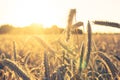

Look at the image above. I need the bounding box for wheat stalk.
[72,21,83,29]
[57,64,68,80]
[98,53,119,79]
[50,71,57,80]
[24,52,31,65]
[92,39,97,51]
[57,69,63,80]
[13,41,17,61]
[79,41,85,75]
[93,20,120,28]
[44,51,50,80]
[66,9,76,41]
[58,40,75,56]
[2,59,31,80]
[85,21,92,68]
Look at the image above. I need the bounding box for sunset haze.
[0,0,120,33]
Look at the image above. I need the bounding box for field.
[0,33,120,80]
[0,9,120,80]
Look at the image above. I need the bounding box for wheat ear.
[98,53,119,79]
[2,59,31,80]
[44,51,50,80]
[72,21,83,29]
[13,41,17,61]
[93,20,120,28]
[85,21,92,68]
[66,9,76,41]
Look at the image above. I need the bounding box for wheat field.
[0,9,120,80]
[0,33,119,80]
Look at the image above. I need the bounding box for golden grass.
[0,34,119,80]
[0,9,120,80]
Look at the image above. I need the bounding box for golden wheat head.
[2,59,31,80]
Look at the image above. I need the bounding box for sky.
[0,0,120,33]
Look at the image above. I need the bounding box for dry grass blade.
[93,20,120,28]
[66,9,76,41]
[85,21,92,67]
[72,21,83,29]
[44,51,50,80]
[98,53,119,78]
[33,36,55,54]
[79,41,85,75]
[2,59,31,80]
